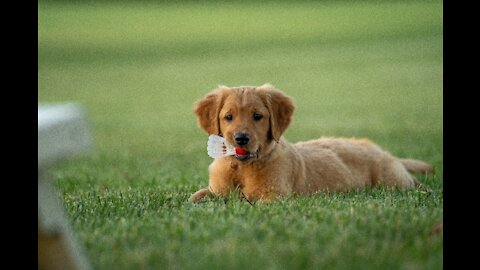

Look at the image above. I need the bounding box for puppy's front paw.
[189,188,211,203]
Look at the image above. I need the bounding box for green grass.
[39,1,443,269]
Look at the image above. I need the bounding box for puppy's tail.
[399,158,434,174]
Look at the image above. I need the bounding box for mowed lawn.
[38,1,443,269]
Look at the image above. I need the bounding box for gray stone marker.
[38,103,92,270]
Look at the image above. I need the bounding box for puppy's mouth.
[234,148,258,161]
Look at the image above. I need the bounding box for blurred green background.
[38,1,442,269]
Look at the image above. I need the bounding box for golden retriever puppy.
[189,84,432,203]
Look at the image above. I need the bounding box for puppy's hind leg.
[377,158,417,189]
[398,158,433,191]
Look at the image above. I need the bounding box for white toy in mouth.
[207,135,235,158]
[207,135,253,159]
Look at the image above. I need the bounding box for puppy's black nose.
[234,133,250,146]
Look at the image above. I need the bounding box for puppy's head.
[194,84,295,162]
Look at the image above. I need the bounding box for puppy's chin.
[232,142,274,163]
[234,150,258,162]
[234,154,251,162]
[229,141,275,163]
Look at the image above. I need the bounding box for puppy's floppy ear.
[194,86,229,135]
[257,84,295,142]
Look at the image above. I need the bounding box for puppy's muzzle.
[234,132,250,146]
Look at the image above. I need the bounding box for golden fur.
[189,84,433,203]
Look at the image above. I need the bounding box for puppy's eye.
[253,113,263,121]
[224,114,233,121]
